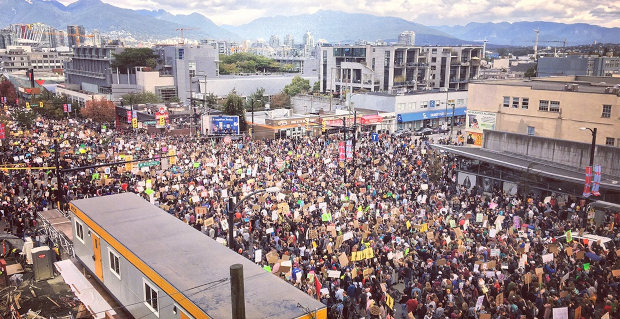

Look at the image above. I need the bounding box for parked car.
[432,126,449,134]
[392,129,411,137]
[414,127,434,136]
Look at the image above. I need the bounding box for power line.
[88,277,228,317]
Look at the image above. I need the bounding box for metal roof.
[433,145,620,191]
[71,193,325,319]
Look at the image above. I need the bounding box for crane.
[534,29,540,61]
[42,31,95,47]
[473,38,488,59]
[530,38,568,48]
[175,28,199,45]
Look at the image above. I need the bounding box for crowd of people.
[1,115,619,319]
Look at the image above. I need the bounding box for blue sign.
[210,116,239,135]
[429,100,436,108]
[398,107,467,123]
[371,133,379,142]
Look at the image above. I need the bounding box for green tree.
[111,48,157,70]
[205,93,218,108]
[312,81,320,93]
[12,108,37,128]
[524,67,537,78]
[283,75,311,97]
[168,96,181,104]
[245,88,265,110]
[223,89,247,132]
[121,91,162,105]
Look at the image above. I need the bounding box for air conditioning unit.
[605,87,619,94]
[571,84,579,91]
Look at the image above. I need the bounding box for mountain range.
[0,0,619,46]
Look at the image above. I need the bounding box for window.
[503,96,510,108]
[396,103,405,111]
[432,49,437,54]
[538,100,549,111]
[512,97,519,108]
[549,101,560,112]
[420,101,428,108]
[602,105,611,118]
[408,102,416,110]
[109,249,121,279]
[527,126,535,136]
[144,280,159,315]
[431,57,437,63]
[522,98,529,109]
[75,221,84,243]
[457,99,465,106]
[606,137,615,146]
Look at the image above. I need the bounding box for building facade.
[319,45,482,95]
[0,46,67,73]
[538,56,620,77]
[467,76,620,147]
[67,25,86,47]
[0,23,65,49]
[397,31,416,46]
[157,44,219,104]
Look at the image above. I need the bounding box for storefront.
[397,107,467,130]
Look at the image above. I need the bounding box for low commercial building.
[466,76,620,147]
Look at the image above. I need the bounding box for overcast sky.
[58,0,620,28]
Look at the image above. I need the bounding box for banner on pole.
[583,166,592,198]
[592,165,601,196]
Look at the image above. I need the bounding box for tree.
[312,81,320,93]
[0,80,18,106]
[524,67,537,78]
[205,93,218,108]
[111,48,157,70]
[81,97,116,123]
[283,75,311,97]
[12,108,37,128]
[245,88,265,110]
[270,92,290,109]
[223,89,247,132]
[121,91,162,105]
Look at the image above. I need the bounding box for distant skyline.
[56,0,620,28]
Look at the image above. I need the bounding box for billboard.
[210,116,240,135]
[465,110,496,132]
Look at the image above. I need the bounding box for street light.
[227,187,281,250]
[579,127,597,167]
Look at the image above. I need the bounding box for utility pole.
[251,98,254,139]
[230,264,246,319]
[342,117,347,184]
[54,139,62,209]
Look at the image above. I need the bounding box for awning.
[360,115,383,125]
[55,260,118,319]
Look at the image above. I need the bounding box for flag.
[583,166,592,198]
[314,275,322,301]
[592,165,601,197]
[566,230,572,243]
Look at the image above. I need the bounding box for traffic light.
[321,120,326,132]
[305,118,309,131]
[159,116,165,126]
[25,102,30,109]
[132,118,138,128]
[39,101,43,108]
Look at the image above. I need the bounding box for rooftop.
[472,76,620,94]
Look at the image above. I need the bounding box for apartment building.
[0,46,66,73]
[467,76,620,147]
[319,44,482,95]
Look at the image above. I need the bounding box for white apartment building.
[319,45,482,95]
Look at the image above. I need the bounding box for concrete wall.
[136,71,174,95]
[484,130,620,177]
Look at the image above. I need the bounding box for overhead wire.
[87,276,229,317]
